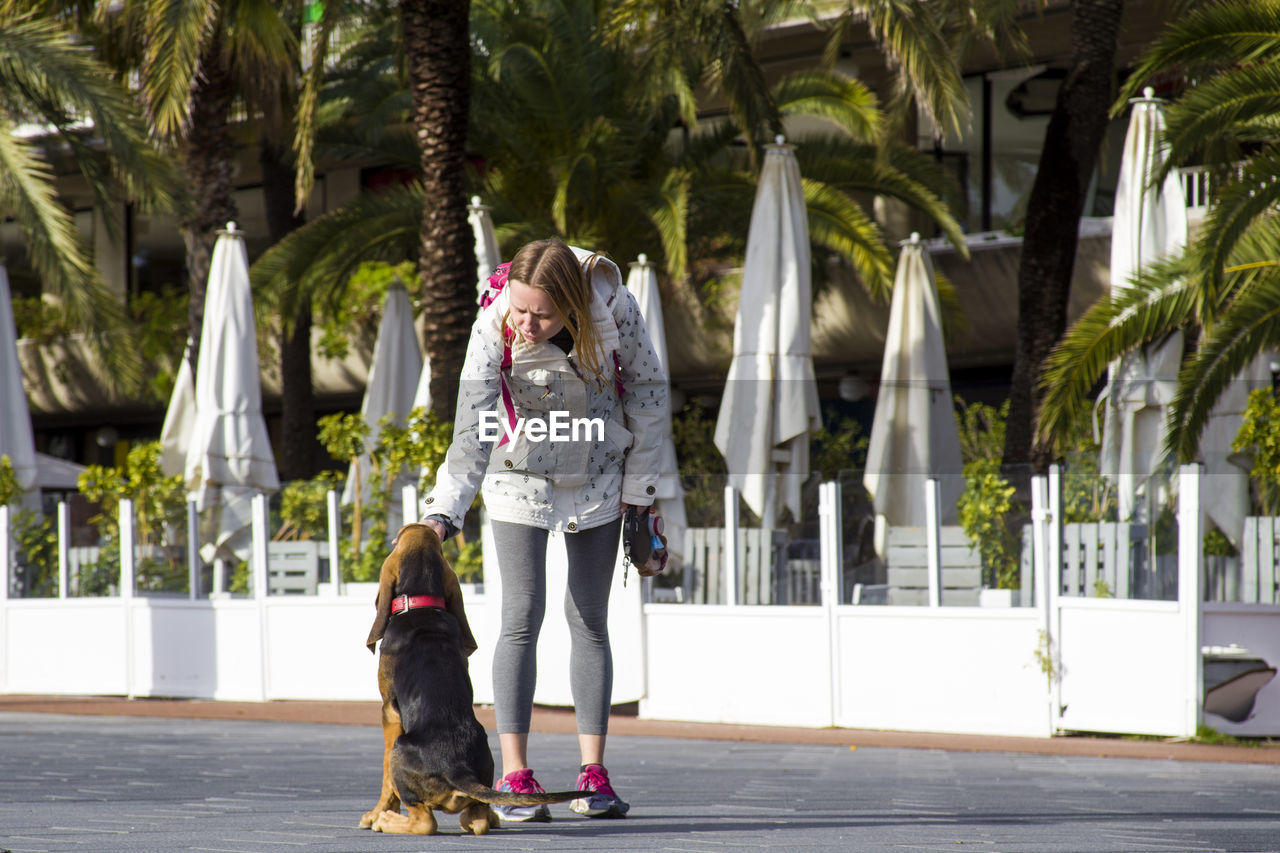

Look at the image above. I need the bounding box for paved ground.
[3,699,1280,852]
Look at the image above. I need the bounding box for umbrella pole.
[762,473,777,532]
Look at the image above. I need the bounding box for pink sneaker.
[570,764,630,818]
[494,768,551,822]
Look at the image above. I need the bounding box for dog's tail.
[451,778,587,806]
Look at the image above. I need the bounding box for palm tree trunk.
[402,0,476,421]
[180,40,238,374]
[1003,0,1126,472]
[260,135,321,482]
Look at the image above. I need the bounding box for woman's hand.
[422,518,448,542]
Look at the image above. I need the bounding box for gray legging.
[489,517,621,736]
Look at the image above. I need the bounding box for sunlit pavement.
[3,712,1280,852]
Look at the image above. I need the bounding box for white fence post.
[819,481,843,607]
[925,478,942,607]
[819,480,842,726]
[401,484,418,535]
[327,488,342,595]
[119,498,135,600]
[1031,473,1052,732]
[0,503,7,692]
[1047,464,1063,729]
[252,492,271,701]
[724,485,739,606]
[57,500,70,596]
[57,502,70,598]
[252,493,270,600]
[1031,475,1048,611]
[1178,463,1204,738]
[119,498,136,698]
[0,504,8,601]
[186,499,200,599]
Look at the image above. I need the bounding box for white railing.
[1180,165,1212,212]
[4,472,1280,738]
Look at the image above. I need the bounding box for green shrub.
[277,471,345,542]
[671,401,728,528]
[810,415,868,480]
[954,398,1023,589]
[958,457,1021,589]
[314,406,454,583]
[1234,389,1280,515]
[1,456,59,596]
[78,442,189,594]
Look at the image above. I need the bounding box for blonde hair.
[505,239,608,384]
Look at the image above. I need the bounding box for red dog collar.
[390,594,446,615]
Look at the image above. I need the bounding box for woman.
[420,238,667,820]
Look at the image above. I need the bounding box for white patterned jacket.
[421,254,668,534]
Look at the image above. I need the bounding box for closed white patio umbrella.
[158,340,196,478]
[343,281,423,537]
[470,195,502,304]
[1099,88,1187,524]
[411,198,500,420]
[0,263,38,507]
[714,138,822,528]
[184,223,280,576]
[627,254,686,566]
[862,234,964,546]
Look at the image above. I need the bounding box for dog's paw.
[371,809,403,833]
[357,809,379,829]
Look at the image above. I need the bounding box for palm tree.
[91,0,301,375]
[1036,0,1280,465]
[0,6,180,388]
[401,0,474,418]
[296,0,472,420]
[82,0,335,477]
[256,0,968,372]
[1001,0,1128,471]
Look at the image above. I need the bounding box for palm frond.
[646,168,690,282]
[1168,266,1280,460]
[793,137,967,258]
[803,178,895,299]
[225,0,299,113]
[1116,0,1280,107]
[0,116,139,389]
[142,0,218,138]
[1160,63,1280,175]
[1036,262,1201,451]
[313,123,418,171]
[860,0,970,139]
[775,70,880,143]
[0,119,97,314]
[1193,150,1280,291]
[251,185,423,327]
[0,13,184,217]
[294,0,348,209]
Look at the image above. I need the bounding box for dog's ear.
[441,559,479,658]
[365,547,399,653]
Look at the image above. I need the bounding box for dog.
[359,523,583,835]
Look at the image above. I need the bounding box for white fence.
[4,467,1280,738]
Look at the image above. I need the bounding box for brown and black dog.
[359,523,583,835]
